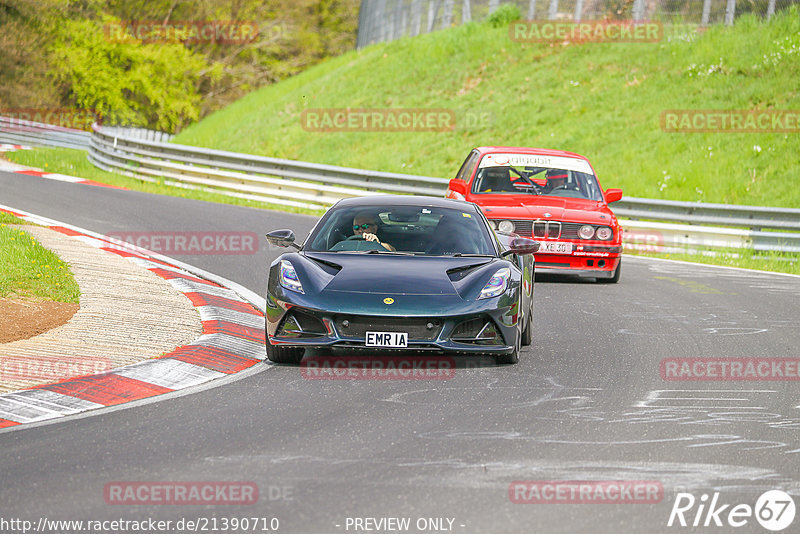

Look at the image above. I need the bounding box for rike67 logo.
[668,490,795,531]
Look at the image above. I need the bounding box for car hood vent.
[305,254,342,275]
[446,262,488,282]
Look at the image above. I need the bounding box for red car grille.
[500,220,586,240]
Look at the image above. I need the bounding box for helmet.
[545,170,568,190]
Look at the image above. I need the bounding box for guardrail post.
[488,0,499,14]
[527,0,536,19]
[573,0,584,22]
[632,0,645,21]
[547,0,558,20]
[427,0,439,33]
[462,0,471,22]
[394,0,404,39]
[766,0,776,19]
[701,0,712,25]
[442,0,454,28]
[412,0,422,35]
[725,0,736,25]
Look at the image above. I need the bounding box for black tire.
[495,325,521,365]
[265,335,305,364]
[598,259,621,284]
[521,299,533,346]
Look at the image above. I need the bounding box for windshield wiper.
[363,249,416,255]
[450,253,495,257]
[508,165,541,195]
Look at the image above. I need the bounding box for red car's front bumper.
[534,244,622,278]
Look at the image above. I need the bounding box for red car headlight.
[498,220,514,233]
[579,225,595,239]
[596,227,613,240]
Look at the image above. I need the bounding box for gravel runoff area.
[0,225,203,393]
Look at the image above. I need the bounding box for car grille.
[334,315,443,341]
[500,220,583,240]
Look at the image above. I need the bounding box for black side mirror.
[501,237,540,257]
[266,229,300,249]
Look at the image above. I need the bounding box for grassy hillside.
[174,8,800,207]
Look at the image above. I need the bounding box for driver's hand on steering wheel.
[363,232,396,251]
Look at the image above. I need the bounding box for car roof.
[472,146,590,161]
[332,195,479,211]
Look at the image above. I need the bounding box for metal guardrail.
[615,197,800,232]
[621,220,800,255]
[87,123,449,210]
[0,116,90,151]
[1,116,798,254]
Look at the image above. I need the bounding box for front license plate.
[366,331,408,348]
[538,241,573,254]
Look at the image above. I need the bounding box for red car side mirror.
[604,188,623,203]
[448,179,467,195]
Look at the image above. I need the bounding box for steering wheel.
[346,235,365,240]
[550,185,578,192]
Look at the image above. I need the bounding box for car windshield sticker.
[479,153,593,174]
[462,213,472,218]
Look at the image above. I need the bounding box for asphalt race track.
[2,170,799,533]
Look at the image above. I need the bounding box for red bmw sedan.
[446,146,623,282]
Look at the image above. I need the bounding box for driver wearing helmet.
[543,169,569,193]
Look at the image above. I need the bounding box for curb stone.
[0,206,267,429]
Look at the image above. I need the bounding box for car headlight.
[479,267,510,299]
[487,220,498,230]
[596,226,613,240]
[579,225,595,239]
[279,260,304,293]
[498,220,514,233]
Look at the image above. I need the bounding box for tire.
[495,325,521,365]
[265,335,305,364]
[598,259,621,284]
[521,299,533,347]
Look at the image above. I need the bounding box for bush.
[486,3,522,28]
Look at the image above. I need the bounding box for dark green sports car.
[264,196,538,365]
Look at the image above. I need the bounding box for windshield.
[306,204,497,256]
[472,154,604,201]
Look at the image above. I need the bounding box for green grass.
[173,8,800,208]
[3,148,324,217]
[0,217,81,303]
[0,212,32,225]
